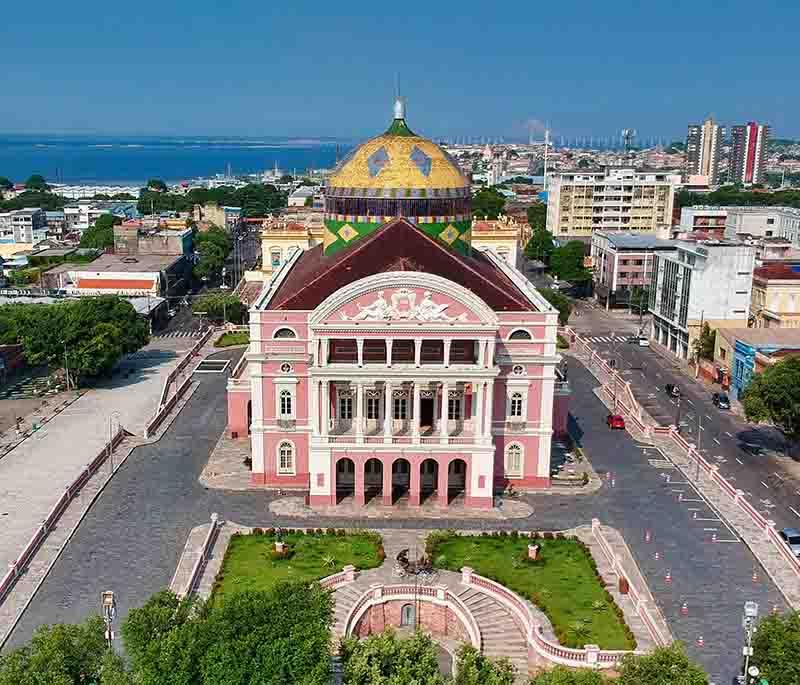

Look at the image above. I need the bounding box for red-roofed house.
[750,263,800,328]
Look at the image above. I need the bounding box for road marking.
[687,399,694,406]
[699,425,705,431]
[761,481,770,489]
[725,431,733,437]
[790,507,800,519]
[702,527,719,531]
[705,415,713,420]
[736,458,744,464]
[713,438,721,445]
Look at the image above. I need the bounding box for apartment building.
[649,241,755,359]
[0,208,47,257]
[724,206,800,247]
[678,206,729,235]
[685,117,723,185]
[545,167,680,240]
[591,232,676,309]
[729,122,770,185]
[63,201,138,233]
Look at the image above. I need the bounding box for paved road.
[5,353,787,684]
[574,324,800,533]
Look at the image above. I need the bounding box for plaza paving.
[3,357,789,684]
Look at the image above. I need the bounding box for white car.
[637,337,650,347]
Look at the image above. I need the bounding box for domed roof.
[328,99,468,191]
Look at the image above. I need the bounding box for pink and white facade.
[228,220,569,510]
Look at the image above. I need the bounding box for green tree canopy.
[691,322,716,362]
[525,227,555,263]
[146,178,168,192]
[741,356,800,443]
[192,292,247,324]
[472,188,507,220]
[340,630,446,685]
[451,644,515,685]
[0,296,149,383]
[25,174,49,190]
[137,183,285,218]
[0,177,12,190]
[0,190,68,212]
[751,609,800,685]
[278,174,294,183]
[617,644,707,685]
[0,615,110,685]
[79,213,122,249]
[123,583,333,685]
[193,226,232,280]
[538,288,573,325]
[550,241,592,284]
[526,203,547,231]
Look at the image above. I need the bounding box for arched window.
[400,603,415,627]
[509,329,532,340]
[510,392,523,418]
[279,389,293,416]
[278,442,294,474]
[274,327,297,339]
[506,444,523,478]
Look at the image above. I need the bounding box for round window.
[512,364,525,376]
[280,363,293,373]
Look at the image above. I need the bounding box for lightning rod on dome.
[394,73,405,120]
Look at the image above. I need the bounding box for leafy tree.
[751,609,800,685]
[741,356,800,444]
[525,227,555,263]
[341,630,446,685]
[124,583,333,685]
[0,177,12,190]
[25,174,49,191]
[529,665,607,685]
[617,644,707,685]
[146,178,168,192]
[472,188,506,219]
[451,644,515,685]
[192,292,247,323]
[526,204,547,231]
[0,190,68,212]
[691,322,715,362]
[550,241,592,284]
[79,213,121,249]
[194,241,226,280]
[278,174,295,183]
[538,288,573,325]
[0,615,109,685]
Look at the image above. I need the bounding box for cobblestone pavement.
[4,356,788,684]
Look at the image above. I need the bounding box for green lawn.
[428,533,635,650]
[214,331,250,347]
[213,531,383,605]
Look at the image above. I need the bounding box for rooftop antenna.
[393,73,405,120]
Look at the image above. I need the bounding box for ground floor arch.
[446,458,467,505]
[391,457,411,502]
[419,458,439,504]
[364,457,383,504]
[335,457,356,503]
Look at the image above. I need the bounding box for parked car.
[712,392,730,409]
[778,528,800,558]
[606,414,626,430]
[637,337,650,347]
[739,442,764,456]
[665,384,680,397]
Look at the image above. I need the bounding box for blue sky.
[1,0,797,139]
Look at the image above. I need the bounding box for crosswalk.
[581,335,625,344]
[152,330,204,339]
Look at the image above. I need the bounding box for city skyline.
[2,0,799,138]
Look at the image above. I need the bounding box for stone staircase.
[455,586,530,681]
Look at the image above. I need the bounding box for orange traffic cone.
[696,635,704,647]
[665,569,672,583]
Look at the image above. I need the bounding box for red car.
[606,414,626,430]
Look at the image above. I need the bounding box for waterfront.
[0,135,346,185]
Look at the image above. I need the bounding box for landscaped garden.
[212,528,384,604]
[427,531,636,650]
[214,330,250,347]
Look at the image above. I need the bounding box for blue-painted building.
[723,328,800,399]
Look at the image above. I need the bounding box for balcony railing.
[325,419,477,444]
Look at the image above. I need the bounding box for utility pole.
[694,412,702,481]
[675,395,682,432]
[62,340,71,391]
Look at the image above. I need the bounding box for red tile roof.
[266,218,536,312]
[76,278,155,290]
[753,264,800,281]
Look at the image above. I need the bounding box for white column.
[321,339,329,367]
[310,376,319,434]
[386,339,393,368]
[443,339,452,368]
[477,340,485,366]
[321,380,329,437]
[384,381,392,439]
[414,338,422,367]
[474,380,483,439]
[483,380,493,437]
[486,340,495,368]
[412,380,421,438]
[440,380,449,444]
[356,337,364,367]
[355,382,364,441]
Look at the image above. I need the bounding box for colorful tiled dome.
[324,99,471,255]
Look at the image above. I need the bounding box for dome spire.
[393,96,405,120]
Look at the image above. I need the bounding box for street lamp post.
[675,395,682,432]
[694,412,702,482]
[101,590,116,648]
[62,340,70,391]
[740,601,759,685]
[108,411,121,474]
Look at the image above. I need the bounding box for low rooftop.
[594,232,675,250]
[753,264,800,281]
[43,253,181,274]
[718,327,800,349]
